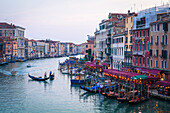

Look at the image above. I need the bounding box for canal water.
[0,55,169,113]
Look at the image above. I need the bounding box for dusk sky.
[0,0,169,44]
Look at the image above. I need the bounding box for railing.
[124,51,132,56]
[132,51,144,55]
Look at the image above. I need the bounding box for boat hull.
[28,74,49,81]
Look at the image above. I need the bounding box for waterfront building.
[44,42,50,57]
[59,42,65,56]
[132,5,169,69]
[124,11,136,67]
[36,40,45,58]
[80,43,85,54]
[12,40,18,61]
[3,37,13,62]
[106,13,127,67]
[54,41,59,57]
[112,29,126,69]
[150,12,170,81]
[15,26,26,59]
[84,40,94,60]
[26,39,36,59]
[94,30,100,59]
[49,42,55,57]
[0,23,17,62]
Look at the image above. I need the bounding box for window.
[150,59,152,67]
[143,31,145,37]
[154,25,156,31]
[147,30,149,37]
[164,61,167,68]
[113,39,115,44]
[156,50,158,57]
[149,49,152,56]
[131,17,133,22]
[139,57,141,64]
[163,22,168,32]
[165,35,167,45]
[136,43,138,51]
[157,24,159,31]
[147,58,149,66]
[125,37,128,43]
[133,43,134,51]
[156,36,159,45]
[143,43,145,51]
[139,42,141,51]
[127,19,128,23]
[162,35,164,44]
[150,36,153,45]
[86,45,88,48]
[130,36,132,43]
[143,58,145,65]
[137,32,138,37]
[136,57,138,64]
[147,42,149,51]
[155,60,158,68]
[162,50,167,59]
[133,57,134,64]
[86,50,88,53]
[161,61,163,68]
[140,31,142,37]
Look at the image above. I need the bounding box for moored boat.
[11,71,18,76]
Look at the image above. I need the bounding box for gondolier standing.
[44,72,47,78]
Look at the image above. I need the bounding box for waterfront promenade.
[0,55,169,113]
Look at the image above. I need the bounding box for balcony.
[133,51,137,55]
[135,37,144,40]
[106,38,111,45]
[124,51,132,57]
[138,51,144,55]
[105,47,111,55]
[161,42,167,46]
[107,30,111,36]
[160,55,167,59]
[155,42,159,45]
[133,51,144,56]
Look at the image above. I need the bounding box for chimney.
[128,10,130,13]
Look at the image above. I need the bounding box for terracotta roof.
[0,23,16,29]
[151,17,170,24]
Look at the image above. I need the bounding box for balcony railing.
[124,51,132,56]
[106,38,111,45]
[160,55,167,59]
[135,37,144,40]
[155,42,159,45]
[133,51,137,55]
[133,51,144,56]
[107,30,111,36]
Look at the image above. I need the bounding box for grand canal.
[0,55,169,113]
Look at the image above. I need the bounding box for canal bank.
[0,55,170,113]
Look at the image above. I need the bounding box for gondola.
[28,74,49,81]
[128,97,148,104]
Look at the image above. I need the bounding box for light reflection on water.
[0,55,169,113]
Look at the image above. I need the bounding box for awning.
[132,75,148,80]
[134,67,161,75]
[156,81,170,87]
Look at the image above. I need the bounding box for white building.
[16,26,26,59]
[112,33,125,69]
[36,41,45,58]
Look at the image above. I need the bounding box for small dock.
[150,90,170,101]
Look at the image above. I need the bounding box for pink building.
[84,40,94,56]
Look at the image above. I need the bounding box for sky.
[0,0,169,44]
